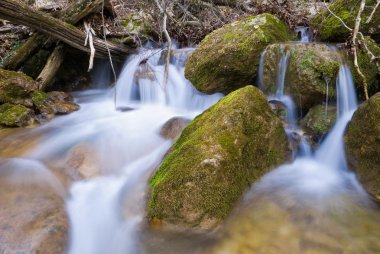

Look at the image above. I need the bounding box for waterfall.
[260,46,312,157]
[316,65,358,170]
[252,61,368,203]
[295,26,312,42]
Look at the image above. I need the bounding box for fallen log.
[0,0,129,60]
[37,45,65,90]
[2,0,114,70]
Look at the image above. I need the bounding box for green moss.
[185,14,295,94]
[345,92,380,201]
[0,69,38,106]
[31,91,48,106]
[301,105,336,143]
[311,0,380,42]
[0,104,33,127]
[148,86,290,229]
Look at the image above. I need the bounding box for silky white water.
[0,40,377,253]
[0,47,222,254]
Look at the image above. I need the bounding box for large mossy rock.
[262,43,340,110]
[147,86,290,230]
[185,13,294,94]
[311,0,380,43]
[345,92,380,201]
[0,68,38,107]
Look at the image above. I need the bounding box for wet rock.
[262,43,340,110]
[0,164,68,254]
[185,13,294,94]
[32,91,79,117]
[311,0,380,43]
[208,196,380,254]
[159,117,190,141]
[301,105,336,144]
[0,68,38,107]
[148,86,290,230]
[63,144,101,180]
[345,92,380,201]
[0,103,35,127]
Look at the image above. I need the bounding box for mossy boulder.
[345,92,380,201]
[348,37,380,99]
[262,43,340,110]
[0,103,35,127]
[300,105,337,144]
[0,69,38,107]
[147,86,290,230]
[311,0,380,43]
[185,13,294,94]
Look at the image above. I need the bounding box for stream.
[0,38,379,253]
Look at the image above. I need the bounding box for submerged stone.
[185,13,294,94]
[0,168,67,253]
[0,103,35,127]
[147,86,290,230]
[345,92,380,201]
[159,117,190,141]
[262,43,340,111]
[311,0,380,43]
[0,68,38,107]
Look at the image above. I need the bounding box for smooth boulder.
[262,43,340,110]
[147,86,290,230]
[185,13,294,94]
[345,92,380,201]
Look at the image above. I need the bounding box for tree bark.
[37,45,65,91]
[0,0,129,60]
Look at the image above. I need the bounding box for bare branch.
[352,0,369,100]
[366,0,380,24]
[323,0,352,32]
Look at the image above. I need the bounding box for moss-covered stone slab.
[147,86,290,230]
[262,43,340,111]
[0,68,38,107]
[0,103,35,127]
[184,13,294,94]
[345,92,380,201]
[311,0,380,43]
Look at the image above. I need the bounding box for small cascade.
[257,48,267,91]
[251,61,368,204]
[260,46,312,157]
[295,26,312,42]
[316,65,358,169]
[115,47,222,110]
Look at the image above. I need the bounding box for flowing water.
[0,39,379,253]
